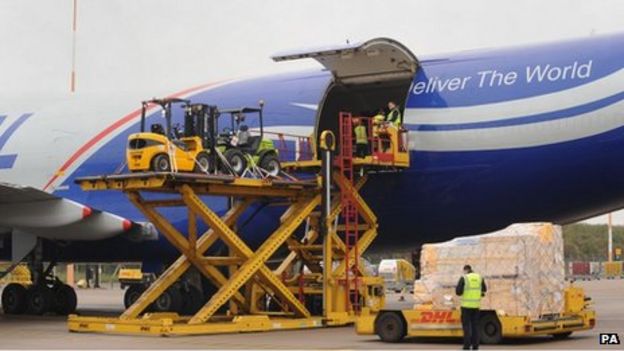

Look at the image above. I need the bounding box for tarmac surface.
[0,279,622,349]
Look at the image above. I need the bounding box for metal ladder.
[338,112,360,312]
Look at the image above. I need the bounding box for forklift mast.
[183,103,219,149]
[139,98,190,136]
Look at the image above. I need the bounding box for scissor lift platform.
[77,172,319,195]
[69,170,385,336]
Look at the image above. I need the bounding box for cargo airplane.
[1,33,623,315]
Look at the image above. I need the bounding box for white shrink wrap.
[413,223,565,318]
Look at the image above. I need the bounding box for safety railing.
[263,131,315,162]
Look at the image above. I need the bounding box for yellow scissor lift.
[67,138,404,336]
[67,112,409,336]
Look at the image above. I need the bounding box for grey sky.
[1,0,624,223]
[2,0,623,94]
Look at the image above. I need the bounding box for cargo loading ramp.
[68,168,384,336]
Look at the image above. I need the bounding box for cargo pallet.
[68,116,408,336]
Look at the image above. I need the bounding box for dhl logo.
[412,311,459,324]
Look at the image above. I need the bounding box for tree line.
[563,223,624,262]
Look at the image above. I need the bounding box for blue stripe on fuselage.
[409,90,624,131]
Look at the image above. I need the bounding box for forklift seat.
[237,125,251,146]
[240,136,262,153]
[151,124,165,135]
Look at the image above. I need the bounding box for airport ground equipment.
[217,102,281,176]
[127,99,218,173]
[117,267,145,290]
[1,253,77,316]
[67,113,406,336]
[356,285,596,344]
[68,172,382,335]
[377,259,415,293]
[602,261,623,279]
[282,114,410,171]
[0,263,31,285]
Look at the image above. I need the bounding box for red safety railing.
[263,131,315,162]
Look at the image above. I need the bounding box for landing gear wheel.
[179,285,203,315]
[552,331,573,340]
[375,312,406,343]
[259,153,281,176]
[2,283,27,314]
[53,284,77,315]
[479,313,503,344]
[151,287,182,313]
[26,285,53,315]
[151,154,171,172]
[224,149,247,176]
[124,285,146,309]
[194,152,213,174]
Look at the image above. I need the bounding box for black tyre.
[375,311,406,343]
[151,154,171,172]
[124,284,146,309]
[479,313,503,344]
[259,153,281,176]
[304,294,323,316]
[179,285,204,315]
[1,283,27,314]
[224,149,247,176]
[26,285,53,315]
[53,284,77,315]
[194,152,213,174]
[552,331,573,340]
[151,287,183,313]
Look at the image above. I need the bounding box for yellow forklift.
[126,99,218,173]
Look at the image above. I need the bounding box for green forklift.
[216,101,281,176]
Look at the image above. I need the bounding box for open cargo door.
[272,38,418,84]
[273,38,418,158]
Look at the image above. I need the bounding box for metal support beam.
[121,194,252,319]
[180,185,320,324]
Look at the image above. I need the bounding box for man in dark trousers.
[456,265,487,350]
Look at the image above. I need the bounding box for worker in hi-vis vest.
[385,101,402,127]
[455,264,487,350]
[353,118,368,158]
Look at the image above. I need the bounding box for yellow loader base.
[356,307,595,344]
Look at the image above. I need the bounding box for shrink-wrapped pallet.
[413,223,565,318]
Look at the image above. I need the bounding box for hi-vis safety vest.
[354,125,368,144]
[386,107,402,126]
[461,272,483,309]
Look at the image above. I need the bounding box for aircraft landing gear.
[52,283,78,315]
[1,283,28,314]
[1,242,77,316]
